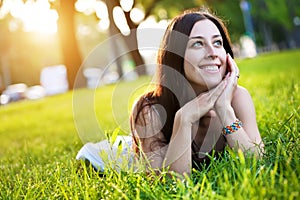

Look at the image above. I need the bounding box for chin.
[205,78,222,90]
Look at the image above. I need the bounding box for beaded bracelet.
[222,119,243,136]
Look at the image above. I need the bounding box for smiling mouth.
[199,65,220,73]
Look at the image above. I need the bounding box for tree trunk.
[105,0,146,76]
[0,17,11,91]
[123,10,146,75]
[123,29,146,75]
[57,0,85,89]
[110,37,124,79]
[106,0,124,79]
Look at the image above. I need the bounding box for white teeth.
[200,66,219,72]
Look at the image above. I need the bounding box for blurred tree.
[105,0,145,76]
[104,0,158,76]
[101,0,203,76]
[105,0,124,78]
[1,0,299,89]
[55,0,86,89]
[205,0,245,42]
[0,17,11,92]
[250,0,300,48]
[137,0,246,43]
[53,0,244,83]
[151,0,202,18]
[0,0,252,90]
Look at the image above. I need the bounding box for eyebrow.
[189,34,222,40]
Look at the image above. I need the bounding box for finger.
[208,79,227,102]
[227,54,236,74]
[225,72,230,79]
[227,54,240,79]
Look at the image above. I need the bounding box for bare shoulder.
[232,85,256,120]
[232,85,255,110]
[233,86,262,145]
[234,85,252,100]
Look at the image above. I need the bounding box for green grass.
[0,50,299,199]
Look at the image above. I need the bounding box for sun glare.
[1,0,58,34]
[75,0,96,15]
[130,7,144,23]
[120,0,133,12]
[113,6,130,36]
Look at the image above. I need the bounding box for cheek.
[184,50,205,66]
[183,60,194,78]
[220,64,227,77]
[183,53,199,77]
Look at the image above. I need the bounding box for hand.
[178,78,227,124]
[215,54,239,116]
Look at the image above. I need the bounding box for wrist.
[222,119,243,136]
[216,106,236,125]
[175,109,193,127]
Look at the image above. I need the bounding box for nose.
[206,44,217,59]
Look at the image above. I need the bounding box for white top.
[76,135,133,171]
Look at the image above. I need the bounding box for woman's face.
[184,19,227,92]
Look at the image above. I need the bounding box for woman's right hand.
[177,79,227,124]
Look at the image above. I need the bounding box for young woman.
[130,9,264,175]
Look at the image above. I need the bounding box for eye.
[214,39,223,47]
[191,40,203,48]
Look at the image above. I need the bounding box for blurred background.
[0,0,299,104]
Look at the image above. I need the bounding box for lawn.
[0,50,299,199]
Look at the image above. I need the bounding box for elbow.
[244,141,265,158]
[169,164,191,176]
[255,141,265,158]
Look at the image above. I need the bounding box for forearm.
[224,130,262,156]
[216,106,262,155]
[164,112,192,174]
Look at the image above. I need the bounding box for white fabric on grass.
[76,135,133,171]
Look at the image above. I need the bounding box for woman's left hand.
[215,53,239,114]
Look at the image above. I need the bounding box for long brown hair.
[131,9,233,159]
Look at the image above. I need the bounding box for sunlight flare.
[120,0,133,12]
[1,0,58,34]
[75,0,95,15]
[97,18,110,31]
[113,6,130,36]
[95,0,108,19]
[130,7,145,23]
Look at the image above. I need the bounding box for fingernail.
[226,72,230,78]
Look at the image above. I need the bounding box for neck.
[190,82,209,95]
